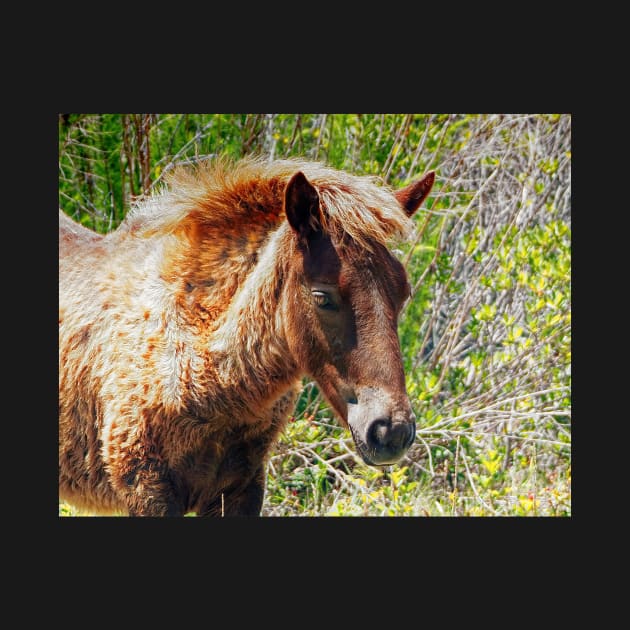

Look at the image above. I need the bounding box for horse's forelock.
[314,180,414,253]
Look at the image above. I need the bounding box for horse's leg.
[223,465,267,516]
[218,391,297,516]
[196,465,266,517]
[198,391,298,517]
[110,458,184,517]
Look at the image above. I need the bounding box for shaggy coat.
[59,156,434,516]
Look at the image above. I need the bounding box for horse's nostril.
[369,419,390,446]
[367,419,415,453]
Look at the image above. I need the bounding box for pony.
[59,156,435,516]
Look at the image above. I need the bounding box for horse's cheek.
[282,291,311,366]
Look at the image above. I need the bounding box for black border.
[47,106,575,591]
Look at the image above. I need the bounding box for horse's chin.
[348,427,408,466]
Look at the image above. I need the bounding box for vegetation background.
[58,113,571,516]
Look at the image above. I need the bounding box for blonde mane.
[121,156,414,250]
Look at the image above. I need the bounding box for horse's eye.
[312,291,331,308]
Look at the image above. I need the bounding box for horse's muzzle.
[347,389,417,466]
[365,416,416,465]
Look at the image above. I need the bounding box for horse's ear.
[284,171,322,242]
[394,171,435,217]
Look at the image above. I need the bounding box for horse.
[59,155,435,516]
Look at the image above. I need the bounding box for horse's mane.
[121,155,414,250]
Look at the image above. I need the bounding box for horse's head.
[282,169,434,466]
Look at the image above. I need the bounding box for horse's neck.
[208,224,298,401]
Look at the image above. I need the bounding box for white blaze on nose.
[363,276,391,337]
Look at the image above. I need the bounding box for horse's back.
[59,210,110,348]
[59,210,105,258]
